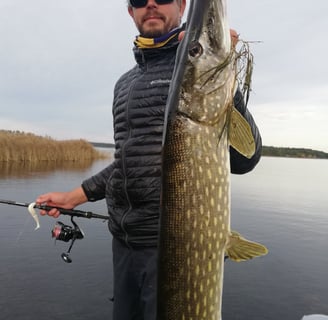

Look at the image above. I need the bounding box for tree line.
[262,146,328,159]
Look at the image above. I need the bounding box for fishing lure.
[27,202,40,230]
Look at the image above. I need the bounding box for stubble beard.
[141,29,165,38]
[139,22,180,38]
[138,15,179,38]
[138,22,168,38]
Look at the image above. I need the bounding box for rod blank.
[0,199,109,220]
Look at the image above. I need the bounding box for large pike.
[157,0,268,319]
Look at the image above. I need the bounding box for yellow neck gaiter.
[134,27,180,49]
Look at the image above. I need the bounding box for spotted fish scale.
[157,0,268,319]
[159,116,230,319]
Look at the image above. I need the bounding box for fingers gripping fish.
[28,202,40,230]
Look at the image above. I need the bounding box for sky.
[0,0,327,152]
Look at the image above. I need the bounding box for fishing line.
[14,216,31,244]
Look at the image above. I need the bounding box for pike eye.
[189,41,203,58]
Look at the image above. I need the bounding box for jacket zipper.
[120,66,145,248]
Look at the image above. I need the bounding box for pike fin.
[226,230,268,262]
[228,107,255,158]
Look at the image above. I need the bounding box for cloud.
[0,0,137,140]
[0,0,327,151]
[254,101,328,151]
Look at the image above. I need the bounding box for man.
[36,0,262,319]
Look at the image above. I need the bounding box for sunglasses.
[129,0,174,9]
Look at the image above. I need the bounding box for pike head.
[165,0,234,132]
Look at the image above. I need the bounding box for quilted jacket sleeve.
[81,161,116,201]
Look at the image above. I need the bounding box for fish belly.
[158,114,230,320]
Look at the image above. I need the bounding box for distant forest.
[261,146,328,159]
[91,142,115,149]
[91,142,328,159]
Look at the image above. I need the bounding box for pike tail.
[226,230,268,262]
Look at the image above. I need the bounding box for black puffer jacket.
[82,34,262,247]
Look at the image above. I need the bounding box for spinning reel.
[0,199,110,264]
[51,216,84,263]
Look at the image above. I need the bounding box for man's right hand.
[36,186,88,218]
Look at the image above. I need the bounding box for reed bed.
[0,130,108,162]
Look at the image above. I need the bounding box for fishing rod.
[0,199,109,263]
[0,199,110,220]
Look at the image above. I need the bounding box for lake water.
[0,156,327,320]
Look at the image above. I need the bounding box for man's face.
[128,0,186,38]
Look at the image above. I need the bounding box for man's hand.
[36,187,87,218]
[230,29,239,47]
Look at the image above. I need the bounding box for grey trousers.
[112,238,158,320]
